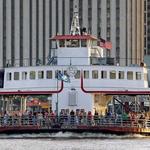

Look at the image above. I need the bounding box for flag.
[57,71,70,82]
[99,38,112,49]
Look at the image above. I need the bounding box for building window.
[75,70,81,79]
[7,72,12,81]
[136,72,141,80]
[127,71,133,80]
[118,71,124,79]
[84,70,89,79]
[101,70,107,79]
[22,72,27,80]
[110,70,116,79]
[30,71,36,80]
[38,71,44,79]
[46,70,53,79]
[92,70,98,79]
[14,72,19,80]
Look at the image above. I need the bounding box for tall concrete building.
[0,0,144,68]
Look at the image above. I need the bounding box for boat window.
[92,70,98,79]
[118,71,124,79]
[110,70,116,79]
[14,72,19,80]
[74,70,81,79]
[46,70,53,79]
[101,70,107,79]
[136,72,141,80]
[66,40,79,47]
[30,71,36,80]
[22,72,27,80]
[59,40,65,47]
[7,72,12,81]
[55,70,61,79]
[127,71,133,80]
[84,70,89,79]
[81,40,87,47]
[38,71,44,79]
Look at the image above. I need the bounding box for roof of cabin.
[50,34,98,40]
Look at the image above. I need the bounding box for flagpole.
[56,72,58,118]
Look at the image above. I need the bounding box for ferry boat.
[0,1,150,135]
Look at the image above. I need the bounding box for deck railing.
[0,115,150,129]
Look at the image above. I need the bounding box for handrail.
[0,80,64,95]
[80,71,150,95]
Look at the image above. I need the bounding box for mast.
[70,0,80,35]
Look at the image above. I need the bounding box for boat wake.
[0,132,148,139]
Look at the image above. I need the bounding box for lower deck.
[0,113,150,135]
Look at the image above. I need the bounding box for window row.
[6,70,145,81]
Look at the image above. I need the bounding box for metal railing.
[0,114,150,129]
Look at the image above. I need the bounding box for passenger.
[94,111,99,125]
[70,110,75,125]
[37,112,43,126]
[87,111,92,126]
[3,111,8,126]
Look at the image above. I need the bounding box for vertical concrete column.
[127,0,132,65]
[101,0,107,39]
[120,0,126,66]
[45,0,50,63]
[58,0,63,35]
[92,0,97,36]
[0,0,3,68]
[23,0,30,66]
[110,0,116,60]
[82,0,88,30]
[32,0,37,65]
[131,0,136,64]
[15,0,20,67]
[65,0,70,34]
[6,0,12,65]
[38,0,43,62]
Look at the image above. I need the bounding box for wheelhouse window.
[66,40,79,47]
[101,70,107,79]
[59,40,65,47]
[75,70,81,79]
[38,71,44,79]
[92,70,98,79]
[7,72,12,81]
[118,71,124,79]
[30,71,36,80]
[81,40,87,47]
[22,72,27,80]
[127,71,133,80]
[14,72,19,80]
[46,70,53,79]
[55,70,61,79]
[84,70,89,79]
[110,70,116,79]
[136,72,141,80]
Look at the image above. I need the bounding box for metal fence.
[0,114,150,129]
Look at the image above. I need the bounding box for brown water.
[0,133,149,150]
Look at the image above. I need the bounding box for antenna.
[70,0,80,35]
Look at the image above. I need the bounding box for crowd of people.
[0,109,149,128]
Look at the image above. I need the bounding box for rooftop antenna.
[70,0,80,35]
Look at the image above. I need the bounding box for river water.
[0,133,150,150]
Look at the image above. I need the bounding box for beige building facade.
[0,0,144,68]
